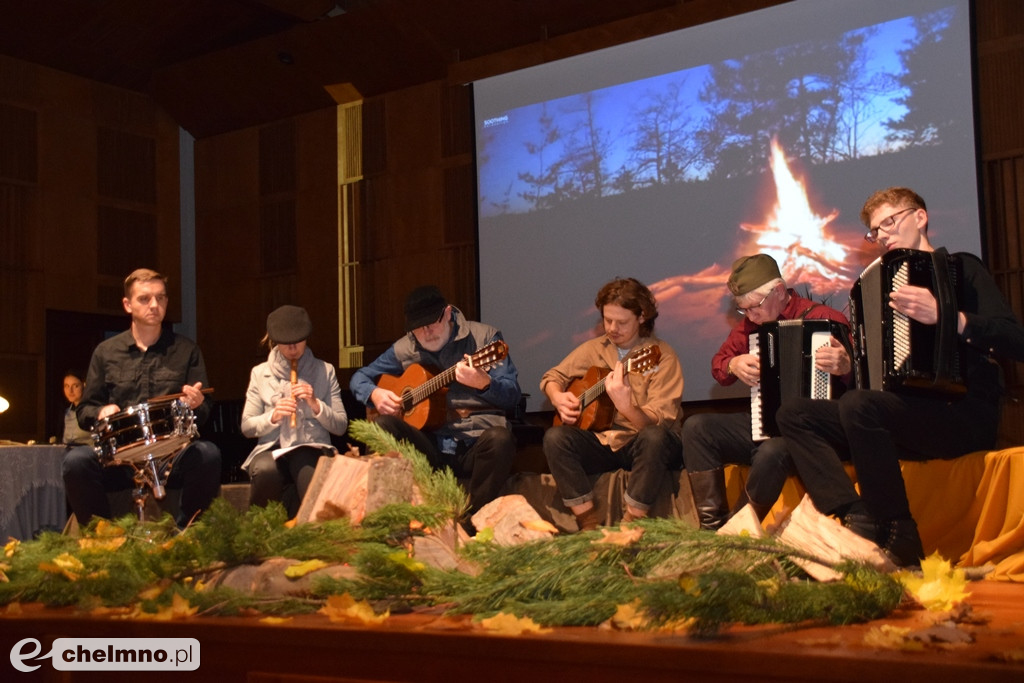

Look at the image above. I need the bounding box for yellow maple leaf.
[284,559,328,579]
[260,616,294,625]
[78,536,127,552]
[610,600,649,631]
[140,593,198,621]
[897,553,971,612]
[863,624,925,651]
[39,553,85,581]
[4,539,20,558]
[593,525,645,546]
[386,550,425,573]
[520,519,559,534]
[93,520,125,538]
[479,612,551,635]
[319,593,389,624]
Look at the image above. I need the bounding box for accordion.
[749,318,850,441]
[850,248,965,397]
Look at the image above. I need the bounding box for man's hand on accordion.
[814,336,852,377]
[729,353,761,387]
[889,284,938,325]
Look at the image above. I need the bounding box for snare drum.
[92,399,197,466]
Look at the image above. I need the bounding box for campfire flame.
[738,139,855,296]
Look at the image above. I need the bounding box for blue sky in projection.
[477,13,927,218]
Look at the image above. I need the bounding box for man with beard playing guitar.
[350,285,521,531]
[542,277,684,531]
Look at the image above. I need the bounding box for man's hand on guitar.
[604,362,632,413]
[550,390,582,426]
[370,387,403,417]
[455,356,491,390]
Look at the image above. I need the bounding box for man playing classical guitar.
[542,277,684,531]
[350,285,521,529]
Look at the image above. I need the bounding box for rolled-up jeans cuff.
[562,493,593,508]
[623,493,649,513]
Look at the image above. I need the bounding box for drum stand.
[129,452,174,522]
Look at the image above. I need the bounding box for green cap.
[727,254,782,296]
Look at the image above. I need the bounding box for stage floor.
[1,579,1022,682]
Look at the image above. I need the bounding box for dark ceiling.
[0,0,755,138]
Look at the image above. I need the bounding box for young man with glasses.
[350,285,521,531]
[775,186,1024,567]
[680,254,851,530]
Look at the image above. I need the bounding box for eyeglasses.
[864,207,916,243]
[735,290,773,316]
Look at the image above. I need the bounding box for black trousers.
[680,411,793,507]
[775,389,999,522]
[63,440,221,527]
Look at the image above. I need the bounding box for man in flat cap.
[350,285,521,531]
[680,254,851,530]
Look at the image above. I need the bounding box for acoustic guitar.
[553,344,661,431]
[368,340,509,430]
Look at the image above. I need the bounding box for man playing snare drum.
[63,268,221,528]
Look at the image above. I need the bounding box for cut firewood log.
[774,495,896,580]
[295,453,414,525]
[471,494,558,546]
[203,557,359,596]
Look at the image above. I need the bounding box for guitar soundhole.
[400,389,415,414]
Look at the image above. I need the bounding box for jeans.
[543,424,682,512]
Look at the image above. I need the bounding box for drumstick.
[147,387,215,403]
[290,359,298,427]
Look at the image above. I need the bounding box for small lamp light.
[0,396,9,413]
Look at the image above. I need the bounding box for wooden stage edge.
[1,580,1023,682]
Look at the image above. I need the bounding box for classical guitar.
[368,340,509,430]
[553,344,662,431]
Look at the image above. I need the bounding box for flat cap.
[266,305,312,344]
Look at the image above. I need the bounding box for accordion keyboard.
[891,261,911,370]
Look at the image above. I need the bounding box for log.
[295,453,415,525]
[774,495,895,580]
[471,494,558,546]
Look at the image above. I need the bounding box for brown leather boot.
[574,503,601,532]
[688,468,729,531]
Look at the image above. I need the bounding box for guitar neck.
[577,376,609,410]
[405,364,458,410]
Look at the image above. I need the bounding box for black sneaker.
[842,512,879,544]
[883,518,925,568]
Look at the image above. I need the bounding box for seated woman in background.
[240,305,348,517]
[61,370,92,446]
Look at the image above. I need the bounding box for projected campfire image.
[475,0,981,406]
[650,139,871,346]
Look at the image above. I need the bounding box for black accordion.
[850,248,966,396]
[749,318,850,441]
